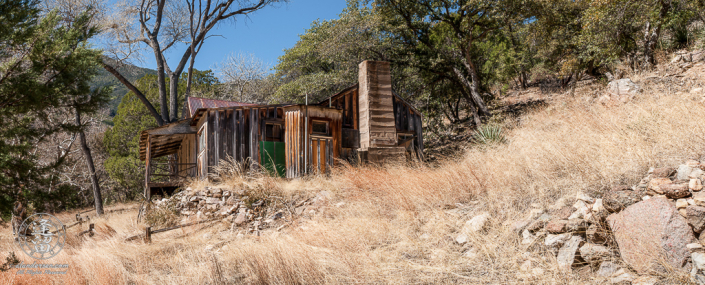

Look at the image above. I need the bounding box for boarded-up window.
[265,123,282,142]
[312,120,329,136]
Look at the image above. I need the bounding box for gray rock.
[552,206,575,220]
[512,219,532,234]
[679,165,694,181]
[691,169,705,179]
[607,78,642,96]
[598,262,621,277]
[610,269,636,284]
[205,197,220,204]
[692,252,705,284]
[607,197,696,274]
[603,189,642,212]
[545,233,572,249]
[579,243,611,265]
[456,212,491,244]
[587,223,607,244]
[652,167,675,178]
[565,219,588,233]
[557,235,584,271]
[688,205,705,233]
[233,212,248,225]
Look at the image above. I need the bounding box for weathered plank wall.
[284,105,342,178]
[200,106,284,175]
[393,96,424,159]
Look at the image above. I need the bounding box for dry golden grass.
[2,65,705,284]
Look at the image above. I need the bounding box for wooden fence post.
[145,227,151,243]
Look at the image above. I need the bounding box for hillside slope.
[2,51,705,284]
[90,61,156,117]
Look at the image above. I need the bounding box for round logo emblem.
[15,213,66,260]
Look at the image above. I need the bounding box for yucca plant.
[473,124,507,145]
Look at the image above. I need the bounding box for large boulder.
[607,79,642,96]
[607,197,696,274]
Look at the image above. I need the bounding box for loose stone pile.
[499,159,705,283]
[154,187,333,236]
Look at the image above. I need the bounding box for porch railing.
[147,160,197,184]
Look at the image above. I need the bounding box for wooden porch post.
[145,134,152,215]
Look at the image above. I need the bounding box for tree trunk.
[453,66,489,118]
[75,108,104,216]
[101,61,164,126]
[169,72,180,121]
[151,41,170,123]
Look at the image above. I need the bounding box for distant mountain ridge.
[91,60,156,117]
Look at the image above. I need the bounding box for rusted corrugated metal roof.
[187,97,256,118]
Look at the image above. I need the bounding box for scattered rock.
[526,219,547,233]
[688,205,705,233]
[546,219,568,234]
[677,199,689,209]
[694,192,705,206]
[545,233,572,249]
[603,189,642,212]
[692,252,705,284]
[569,201,590,220]
[553,206,575,220]
[579,243,611,266]
[652,167,675,178]
[679,165,694,181]
[521,229,538,245]
[598,261,621,277]
[512,219,532,235]
[692,179,704,191]
[576,191,594,203]
[607,78,642,96]
[661,183,691,199]
[233,212,248,225]
[691,169,705,179]
[557,235,584,271]
[527,208,545,220]
[456,213,491,244]
[607,197,696,274]
[610,268,636,284]
[688,243,704,252]
[586,223,607,244]
[566,219,588,233]
[647,178,672,195]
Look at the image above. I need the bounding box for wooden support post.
[145,134,152,216]
[145,227,151,243]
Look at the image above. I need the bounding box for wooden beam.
[145,134,152,215]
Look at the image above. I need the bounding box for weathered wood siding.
[199,106,285,175]
[283,105,342,178]
[393,96,424,159]
[177,133,196,176]
[358,61,397,149]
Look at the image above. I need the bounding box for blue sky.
[140,0,348,75]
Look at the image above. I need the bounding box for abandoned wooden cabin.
[139,60,424,197]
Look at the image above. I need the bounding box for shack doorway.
[260,141,285,177]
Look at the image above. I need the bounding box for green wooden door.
[260,141,286,177]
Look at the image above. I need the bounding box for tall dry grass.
[2,75,705,284]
